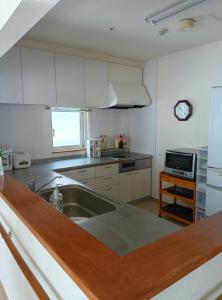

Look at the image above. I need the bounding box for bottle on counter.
[119,134,124,149]
[0,156,4,192]
[49,185,63,212]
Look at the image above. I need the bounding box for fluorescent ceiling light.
[144,0,207,25]
[0,0,22,31]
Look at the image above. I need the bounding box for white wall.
[130,39,222,198]
[0,104,129,159]
[128,59,158,196]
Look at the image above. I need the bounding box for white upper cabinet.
[84,59,108,108]
[108,63,142,84]
[55,53,84,107]
[0,47,23,104]
[21,48,56,105]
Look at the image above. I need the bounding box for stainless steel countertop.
[6,153,181,256]
[79,205,181,256]
[6,152,152,188]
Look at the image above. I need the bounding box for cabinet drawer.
[97,185,119,200]
[96,175,119,189]
[80,178,96,189]
[61,167,95,181]
[96,164,118,177]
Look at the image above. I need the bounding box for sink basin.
[38,185,117,219]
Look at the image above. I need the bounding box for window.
[51,108,88,152]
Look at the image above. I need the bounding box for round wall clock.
[174,100,192,121]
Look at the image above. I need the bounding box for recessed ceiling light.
[178,18,194,31]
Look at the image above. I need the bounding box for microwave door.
[166,153,193,172]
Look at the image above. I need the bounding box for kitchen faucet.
[28,175,62,193]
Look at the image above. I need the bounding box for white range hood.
[108,81,151,108]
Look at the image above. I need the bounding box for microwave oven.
[164,148,197,180]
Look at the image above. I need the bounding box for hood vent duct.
[107,81,151,109]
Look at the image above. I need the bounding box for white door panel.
[207,168,222,188]
[208,88,222,169]
[206,186,222,216]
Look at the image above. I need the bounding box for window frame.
[51,108,88,153]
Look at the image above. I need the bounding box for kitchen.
[1,0,222,299]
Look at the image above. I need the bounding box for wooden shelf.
[159,172,196,225]
[161,189,194,204]
[160,209,193,225]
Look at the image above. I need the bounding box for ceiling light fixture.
[178,18,194,30]
[144,0,207,25]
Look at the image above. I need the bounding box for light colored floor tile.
[132,197,159,215]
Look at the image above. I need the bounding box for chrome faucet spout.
[28,175,62,193]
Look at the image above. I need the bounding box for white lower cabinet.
[132,170,145,200]
[119,173,133,203]
[80,178,96,189]
[119,168,151,203]
[60,164,151,202]
[143,168,152,198]
[96,185,119,200]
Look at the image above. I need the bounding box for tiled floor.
[0,282,8,300]
[132,197,159,215]
[132,197,184,227]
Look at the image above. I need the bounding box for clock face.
[174,100,192,121]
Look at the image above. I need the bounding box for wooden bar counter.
[1,174,222,299]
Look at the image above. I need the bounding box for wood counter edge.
[1,174,222,300]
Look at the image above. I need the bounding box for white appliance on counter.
[13,152,31,169]
[206,87,222,216]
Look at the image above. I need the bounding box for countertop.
[79,205,180,256]
[7,152,152,188]
[2,175,222,300]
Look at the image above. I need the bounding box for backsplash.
[0,104,129,159]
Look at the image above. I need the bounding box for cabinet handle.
[104,166,112,169]
[105,187,112,191]
[125,173,132,176]
[134,172,140,175]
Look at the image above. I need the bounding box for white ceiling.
[25,0,222,62]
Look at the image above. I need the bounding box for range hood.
[108,81,151,108]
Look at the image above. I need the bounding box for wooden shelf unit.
[159,172,196,225]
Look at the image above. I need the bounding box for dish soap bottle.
[49,185,63,212]
[0,156,4,192]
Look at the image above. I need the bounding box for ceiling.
[24,0,222,62]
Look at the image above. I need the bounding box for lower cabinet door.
[96,185,119,200]
[132,171,144,200]
[143,168,151,197]
[119,173,133,202]
[80,178,96,189]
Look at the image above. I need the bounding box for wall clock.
[174,100,192,121]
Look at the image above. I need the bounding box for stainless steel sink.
[38,185,117,219]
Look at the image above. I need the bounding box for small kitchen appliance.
[164,148,197,180]
[0,146,12,171]
[13,152,31,169]
[86,139,101,158]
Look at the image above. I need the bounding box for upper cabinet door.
[0,47,23,104]
[55,53,84,107]
[21,48,56,105]
[84,59,108,108]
